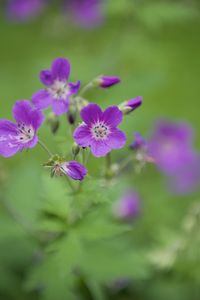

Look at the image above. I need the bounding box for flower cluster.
[1,56,199,199]
[0,57,142,193]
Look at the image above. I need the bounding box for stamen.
[91,122,110,140]
[48,80,70,100]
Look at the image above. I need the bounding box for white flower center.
[16,123,35,143]
[48,80,70,100]
[91,122,110,140]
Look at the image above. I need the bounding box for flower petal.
[68,80,81,95]
[102,106,123,127]
[23,135,38,149]
[12,100,44,130]
[80,103,102,125]
[32,89,52,110]
[40,70,54,86]
[51,58,71,81]
[90,139,111,157]
[0,120,20,157]
[73,124,92,147]
[61,161,87,181]
[107,128,126,149]
[52,99,69,116]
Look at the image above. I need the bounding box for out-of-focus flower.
[73,103,126,157]
[0,100,44,157]
[130,132,154,164]
[32,58,80,116]
[64,0,103,28]
[148,120,200,194]
[94,75,121,88]
[113,191,140,221]
[7,0,45,22]
[120,96,143,115]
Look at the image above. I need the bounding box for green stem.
[79,82,94,96]
[118,155,134,173]
[65,176,77,193]
[38,140,53,157]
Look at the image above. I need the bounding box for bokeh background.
[0,1,200,300]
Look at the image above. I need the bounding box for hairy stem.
[38,140,53,157]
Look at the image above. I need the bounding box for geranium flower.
[148,120,200,194]
[73,103,126,157]
[32,58,80,116]
[0,100,44,157]
[7,0,45,22]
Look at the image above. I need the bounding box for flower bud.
[119,96,142,115]
[72,143,80,158]
[94,75,121,88]
[47,112,59,134]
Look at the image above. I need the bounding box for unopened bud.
[47,112,60,134]
[93,75,121,88]
[119,96,143,115]
[72,143,80,158]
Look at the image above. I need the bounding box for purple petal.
[68,80,81,95]
[12,100,44,130]
[61,161,87,181]
[51,58,71,81]
[40,70,54,86]
[107,128,126,149]
[80,103,102,125]
[73,124,92,147]
[23,135,38,149]
[90,139,111,157]
[52,99,69,116]
[0,120,20,157]
[32,89,52,110]
[102,106,123,127]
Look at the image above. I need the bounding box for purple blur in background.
[113,191,140,221]
[7,0,45,22]
[148,120,200,194]
[64,0,103,28]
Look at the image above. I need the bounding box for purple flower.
[7,0,45,22]
[73,103,126,157]
[113,191,140,221]
[64,0,103,28]
[32,58,80,116]
[148,120,195,174]
[148,120,200,194]
[52,160,87,181]
[130,132,154,163]
[130,132,146,151]
[0,100,44,158]
[97,76,121,88]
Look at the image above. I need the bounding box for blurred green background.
[0,1,200,300]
